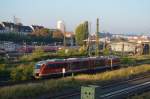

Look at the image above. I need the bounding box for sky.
[0,0,150,34]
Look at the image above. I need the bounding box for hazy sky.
[0,0,150,34]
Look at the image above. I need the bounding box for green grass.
[75,64,150,82]
[0,78,76,99]
[0,64,150,99]
[129,55,150,60]
[129,91,150,99]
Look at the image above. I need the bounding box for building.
[111,42,136,52]
[31,25,44,31]
[0,41,20,52]
[1,22,15,32]
[110,42,148,55]
[0,24,5,32]
[17,25,33,34]
[57,20,65,33]
[13,16,21,25]
[0,22,33,34]
[65,32,74,46]
[128,35,150,55]
[128,35,150,43]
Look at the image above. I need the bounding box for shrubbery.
[121,57,136,66]
[10,63,33,81]
[0,56,5,63]
[20,48,45,62]
[57,46,87,57]
[130,91,150,99]
[103,48,110,56]
[0,64,6,76]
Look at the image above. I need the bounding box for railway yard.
[0,63,150,99]
[1,1,150,98]
[49,73,150,99]
[0,49,150,99]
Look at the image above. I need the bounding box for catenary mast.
[95,18,100,56]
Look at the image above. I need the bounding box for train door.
[89,59,95,70]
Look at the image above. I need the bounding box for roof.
[67,57,89,62]
[1,22,33,33]
[18,26,33,32]
[46,59,66,62]
[65,32,74,38]
[32,25,44,30]
[110,41,137,45]
[2,22,15,28]
[0,24,4,30]
[36,61,47,65]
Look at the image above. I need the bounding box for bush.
[78,46,87,55]
[0,56,5,63]
[20,48,45,62]
[130,91,150,99]
[103,48,110,56]
[10,63,33,81]
[0,78,76,99]
[0,64,6,75]
[57,47,87,57]
[121,57,136,66]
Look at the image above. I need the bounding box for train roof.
[67,58,78,60]
[67,57,89,62]
[36,61,47,65]
[46,58,66,62]
[35,55,120,64]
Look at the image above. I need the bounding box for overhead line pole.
[64,25,66,48]
[95,18,100,56]
[88,22,91,56]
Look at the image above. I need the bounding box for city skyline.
[0,0,150,34]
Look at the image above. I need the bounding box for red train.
[18,46,59,53]
[34,56,120,78]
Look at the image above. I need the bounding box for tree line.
[0,29,64,44]
[0,21,93,46]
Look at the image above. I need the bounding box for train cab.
[34,61,46,78]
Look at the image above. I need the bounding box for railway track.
[0,70,150,99]
[0,59,149,87]
[47,73,150,99]
[0,65,118,87]
[0,65,149,87]
[100,81,150,99]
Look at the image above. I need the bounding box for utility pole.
[85,21,90,56]
[122,43,124,57]
[149,43,150,55]
[63,26,66,48]
[95,18,100,56]
[88,22,91,56]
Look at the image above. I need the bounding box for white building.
[110,42,143,55]
[57,20,65,33]
[111,42,135,52]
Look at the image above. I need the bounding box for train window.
[48,63,56,67]
[48,62,66,68]
[35,64,41,69]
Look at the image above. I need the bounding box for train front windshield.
[35,64,41,69]
[35,61,46,69]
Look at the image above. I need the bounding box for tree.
[121,57,136,66]
[52,30,64,39]
[75,21,89,46]
[31,28,50,36]
[103,48,110,56]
